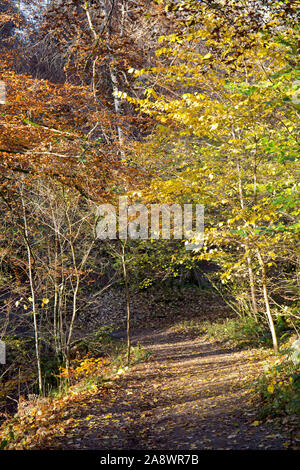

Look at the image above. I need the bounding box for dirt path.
[60,328,288,450]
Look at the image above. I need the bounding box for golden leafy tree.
[125,0,299,353]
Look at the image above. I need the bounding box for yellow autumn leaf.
[251,420,260,426]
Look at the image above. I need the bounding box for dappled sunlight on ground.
[53,327,288,450]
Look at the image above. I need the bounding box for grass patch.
[203,316,272,349]
[172,315,293,350]
[172,316,271,348]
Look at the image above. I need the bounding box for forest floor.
[52,327,291,450]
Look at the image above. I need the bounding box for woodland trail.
[59,328,289,450]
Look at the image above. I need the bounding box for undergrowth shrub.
[255,340,300,420]
[0,342,151,449]
[173,316,271,348]
[173,315,296,350]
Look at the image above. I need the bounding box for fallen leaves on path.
[0,328,291,450]
[53,330,291,449]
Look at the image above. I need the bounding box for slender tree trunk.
[109,65,125,150]
[246,250,259,320]
[236,154,259,320]
[256,249,278,354]
[65,209,95,372]
[84,1,125,155]
[58,282,64,354]
[20,186,43,393]
[66,277,80,372]
[52,213,59,355]
[121,242,131,364]
[65,216,80,372]
[104,1,125,154]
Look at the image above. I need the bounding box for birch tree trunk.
[256,249,278,354]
